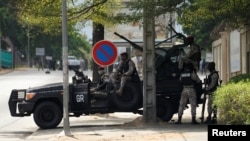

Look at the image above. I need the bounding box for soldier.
[116,52,140,96]
[203,62,219,124]
[91,66,109,93]
[176,63,201,124]
[178,35,201,72]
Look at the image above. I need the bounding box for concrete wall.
[212,27,250,83]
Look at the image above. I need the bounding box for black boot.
[205,116,212,124]
[211,117,217,124]
[192,117,199,124]
[175,116,182,124]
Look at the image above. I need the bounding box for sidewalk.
[0,68,12,75]
[26,107,208,141]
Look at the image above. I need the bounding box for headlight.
[26,92,36,100]
[17,91,25,99]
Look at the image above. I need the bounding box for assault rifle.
[200,75,208,123]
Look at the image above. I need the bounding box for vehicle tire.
[156,99,174,122]
[33,101,62,129]
[112,83,141,110]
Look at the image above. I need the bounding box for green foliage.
[213,80,250,125]
[178,0,250,51]
[177,0,221,51]
[68,32,91,58]
[228,74,250,84]
[121,0,184,23]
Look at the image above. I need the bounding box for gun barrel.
[114,32,143,51]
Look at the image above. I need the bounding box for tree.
[177,0,219,51]
[0,0,29,66]
[177,0,250,51]
[4,1,92,66]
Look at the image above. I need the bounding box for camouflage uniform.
[95,73,109,92]
[204,70,219,123]
[178,44,201,72]
[91,67,109,94]
[176,64,201,124]
[116,59,140,95]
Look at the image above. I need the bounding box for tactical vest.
[180,70,195,86]
[208,71,219,92]
[119,59,140,82]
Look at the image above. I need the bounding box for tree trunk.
[92,22,104,82]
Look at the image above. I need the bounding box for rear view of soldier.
[176,63,201,124]
[178,35,201,72]
[203,62,219,124]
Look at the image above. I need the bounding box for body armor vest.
[208,71,219,92]
[119,59,140,82]
[180,70,195,86]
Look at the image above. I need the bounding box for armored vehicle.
[8,25,204,129]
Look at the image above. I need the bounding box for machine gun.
[113,32,143,51]
[114,24,190,80]
[155,24,187,46]
[114,24,188,51]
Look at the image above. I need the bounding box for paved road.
[0,68,91,141]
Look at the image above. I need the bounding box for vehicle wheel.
[33,101,62,129]
[156,99,174,122]
[112,83,141,110]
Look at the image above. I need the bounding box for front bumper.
[8,89,34,117]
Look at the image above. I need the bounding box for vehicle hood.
[27,83,63,93]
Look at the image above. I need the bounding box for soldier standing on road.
[37,56,44,71]
[203,62,219,124]
[176,63,201,124]
[115,52,140,96]
[178,35,201,72]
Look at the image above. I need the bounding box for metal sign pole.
[62,0,71,136]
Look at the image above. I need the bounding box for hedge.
[213,74,250,125]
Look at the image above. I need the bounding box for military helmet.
[186,35,194,45]
[207,62,215,72]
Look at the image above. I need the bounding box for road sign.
[92,40,118,66]
[36,48,45,56]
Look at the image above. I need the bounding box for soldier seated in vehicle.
[91,66,109,95]
[114,52,140,96]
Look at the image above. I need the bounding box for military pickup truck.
[8,26,205,129]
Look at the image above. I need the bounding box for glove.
[90,88,97,92]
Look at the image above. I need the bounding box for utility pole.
[0,21,2,71]
[143,0,157,123]
[27,25,30,68]
[62,0,71,136]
